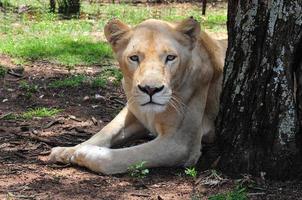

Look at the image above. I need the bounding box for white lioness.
[49,17,227,174]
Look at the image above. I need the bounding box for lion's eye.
[129,55,139,62]
[166,55,177,63]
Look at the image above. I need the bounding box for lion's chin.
[139,103,167,113]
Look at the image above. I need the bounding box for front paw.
[49,146,76,164]
[71,145,111,173]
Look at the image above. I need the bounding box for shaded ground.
[1,55,302,200]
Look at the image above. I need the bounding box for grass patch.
[1,0,48,10]
[128,161,150,179]
[19,81,39,93]
[184,167,198,178]
[2,107,61,120]
[0,2,226,66]
[0,11,112,66]
[21,107,61,119]
[48,75,87,88]
[208,187,248,200]
[92,67,123,88]
[19,80,39,98]
[0,26,112,66]
[49,68,122,89]
[2,113,18,120]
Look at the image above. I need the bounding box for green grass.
[2,113,18,120]
[1,0,48,9]
[184,167,198,178]
[0,2,226,67]
[19,80,39,93]
[0,12,112,66]
[2,107,61,120]
[48,75,87,88]
[92,67,123,88]
[48,68,122,89]
[19,80,39,98]
[208,187,248,200]
[21,107,61,119]
[127,161,150,179]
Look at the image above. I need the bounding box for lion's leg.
[49,107,147,163]
[70,135,189,174]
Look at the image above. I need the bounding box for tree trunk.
[57,0,80,18]
[202,0,207,15]
[216,0,302,179]
[50,0,56,13]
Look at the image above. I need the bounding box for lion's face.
[105,18,200,113]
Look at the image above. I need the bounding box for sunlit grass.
[0,12,112,66]
[48,74,87,88]
[0,2,226,67]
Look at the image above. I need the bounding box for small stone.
[95,94,105,100]
[83,96,90,101]
[2,99,8,102]
[91,105,99,109]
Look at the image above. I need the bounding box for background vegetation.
[0,0,226,67]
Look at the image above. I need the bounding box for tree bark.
[216,0,302,179]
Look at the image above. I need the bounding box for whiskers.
[126,91,189,116]
[126,93,140,107]
[168,94,188,116]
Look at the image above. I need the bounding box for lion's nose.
[138,85,164,96]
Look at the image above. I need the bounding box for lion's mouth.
[141,101,165,106]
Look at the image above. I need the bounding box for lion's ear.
[175,17,200,45]
[104,19,130,48]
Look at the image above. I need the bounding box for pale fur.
[49,18,227,174]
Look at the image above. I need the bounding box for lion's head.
[104,18,203,113]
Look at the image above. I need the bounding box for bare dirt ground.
[1,55,302,200]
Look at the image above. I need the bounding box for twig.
[91,116,98,125]
[12,132,58,146]
[43,119,62,129]
[247,192,266,196]
[39,150,51,155]
[7,70,23,77]
[29,132,57,146]
[130,193,150,197]
[112,98,125,106]
[69,115,82,122]
[0,112,12,119]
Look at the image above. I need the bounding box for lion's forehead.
[125,29,181,56]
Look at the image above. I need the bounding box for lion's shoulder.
[199,31,227,78]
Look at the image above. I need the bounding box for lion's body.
[50,18,227,174]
